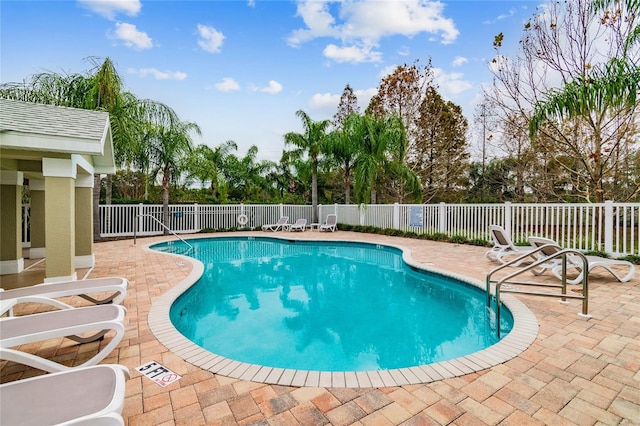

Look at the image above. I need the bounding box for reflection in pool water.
[156,238,513,372]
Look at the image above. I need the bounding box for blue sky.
[2,0,539,162]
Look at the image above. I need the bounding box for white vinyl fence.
[91,202,640,257]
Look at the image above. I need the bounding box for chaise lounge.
[287,218,307,232]
[0,364,130,426]
[319,214,338,232]
[485,225,537,266]
[528,236,636,284]
[0,304,126,373]
[0,276,128,316]
[261,216,289,232]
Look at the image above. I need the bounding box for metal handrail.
[134,214,193,252]
[486,245,590,337]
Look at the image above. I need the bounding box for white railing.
[94,201,640,256]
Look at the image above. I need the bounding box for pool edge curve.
[146,234,539,388]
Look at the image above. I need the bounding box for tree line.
[1,0,638,228]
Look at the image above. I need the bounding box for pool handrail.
[134,214,193,252]
[486,245,590,337]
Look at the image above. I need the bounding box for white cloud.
[288,1,340,46]
[197,24,225,53]
[355,87,378,110]
[323,44,382,63]
[112,23,153,50]
[78,0,141,20]
[309,92,341,115]
[452,56,468,67]
[254,80,283,94]
[432,68,473,96]
[128,68,186,80]
[288,0,459,58]
[215,78,240,92]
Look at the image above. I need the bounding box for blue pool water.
[153,237,513,372]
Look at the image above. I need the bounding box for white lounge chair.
[261,216,289,232]
[0,304,126,373]
[0,276,128,316]
[0,364,129,426]
[485,225,536,265]
[287,218,307,232]
[528,236,636,284]
[319,214,338,232]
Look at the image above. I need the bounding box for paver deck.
[1,231,639,425]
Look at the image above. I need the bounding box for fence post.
[504,202,512,235]
[138,204,144,235]
[359,204,365,226]
[604,200,613,254]
[438,202,446,233]
[393,203,400,229]
[194,203,199,232]
[279,203,284,218]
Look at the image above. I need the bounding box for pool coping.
[146,234,539,388]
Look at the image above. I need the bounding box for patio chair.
[261,216,289,232]
[0,304,126,373]
[485,225,536,265]
[288,218,307,232]
[0,276,128,316]
[0,364,129,426]
[528,236,636,284]
[319,214,338,232]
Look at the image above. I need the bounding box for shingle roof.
[0,98,110,145]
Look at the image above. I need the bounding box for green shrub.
[428,232,449,242]
[450,234,469,244]
[619,254,640,264]
[469,238,491,247]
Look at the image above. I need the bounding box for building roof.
[0,99,115,174]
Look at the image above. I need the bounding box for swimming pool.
[147,235,537,386]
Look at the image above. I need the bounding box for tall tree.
[224,146,274,202]
[486,0,640,202]
[284,110,331,222]
[326,112,363,204]
[352,114,421,204]
[333,84,360,129]
[147,120,201,233]
[186,140,237,201]
[366,60,433,162]
[411,86,469,203]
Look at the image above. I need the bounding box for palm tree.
[223,145,274,201]
[352,114,420,204]
[147,120,201,233]
[0,57,177,239]
[186,140,238,201]
[325,112,362,204]
[284,110,332,222]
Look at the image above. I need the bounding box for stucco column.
[28,179,46,259]
[0,171,24,274]
[43,158,77,282]
[75,174,94,268]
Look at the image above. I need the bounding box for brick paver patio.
[1,231,638,425]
